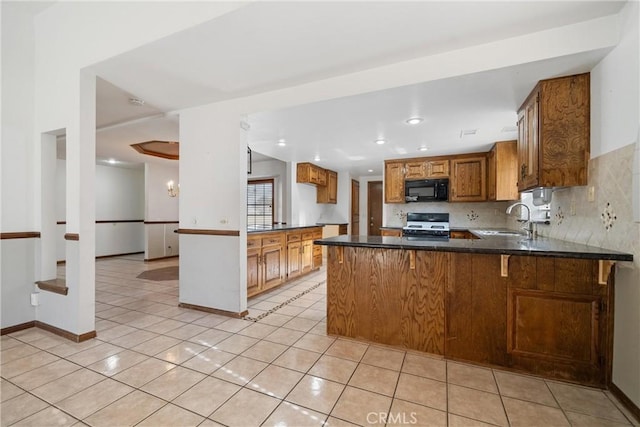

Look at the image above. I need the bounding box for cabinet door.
[404,161,428,179]
[446,254,508,365]
[450,156,487,202]
[247,247,262,297]
[427,160,450,178]
[262,245,284,290]
[328,170,337,203]
[384,161,405,203]
[287,242,302,279]
[317,170,337,204]
[316,166,327,186]
[301,240,313,274]
[518,91,540,191]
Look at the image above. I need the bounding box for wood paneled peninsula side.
[247,225,322,297]
[314,234,632,388]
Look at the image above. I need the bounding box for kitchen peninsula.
[315,234,633,387]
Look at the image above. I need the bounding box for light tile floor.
[1,254,639,426]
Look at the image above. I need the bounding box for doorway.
[367,181,383,236]
[351,179,360,235]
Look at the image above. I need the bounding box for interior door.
[368,181,383,236]
[351,180,360,235]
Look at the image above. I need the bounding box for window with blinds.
[247,179,274,228]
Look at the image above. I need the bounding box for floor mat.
[136,266,179,281]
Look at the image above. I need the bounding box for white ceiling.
[91,1,625,174]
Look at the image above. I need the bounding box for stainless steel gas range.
[402,212,450,240]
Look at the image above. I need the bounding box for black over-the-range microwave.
[405,178,449,202]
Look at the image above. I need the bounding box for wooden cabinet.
[404,159,450,180]
[248,227,322,297]
[380,228,402,237]
[313,229,323,270]
[488,141,519,201]
[297,162,326,185]
[404,160,428,179]
[446,254,508,365]
[384,160,405,203]
[327,246,446,354]
[298,162,337,204]
[317,169,337,204]
[505,256,610,386]
[450,155,487,202]
[246,233,285,297]
[427,160,449,178]
[517,73,590,191]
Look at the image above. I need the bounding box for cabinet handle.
[521,164,527,180]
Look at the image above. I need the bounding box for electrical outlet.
[570,198,577,216]
[220,218,228,224]
[588,186,595,202]
[494,208,499,216]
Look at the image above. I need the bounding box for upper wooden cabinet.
[404,160,427,180]
[450,155,487,202]
[488,141,518,201]
[297,162,337,204]
[297,162,326,185]
[404,159,450,180]
[517,73,590,192]
[384,160,405,203]
[427,160,450,178]
[317,169,337,204]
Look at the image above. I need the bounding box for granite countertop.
[247,224,322,233]
[316,222,348,226]
[314,233,633,261]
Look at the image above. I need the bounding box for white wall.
[588,1,640,408]
[55,160,145,261]
[145,162,179,260]
[249,158,287,224]
[1,3,38,328]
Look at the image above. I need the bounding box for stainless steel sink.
[474,230,525,237]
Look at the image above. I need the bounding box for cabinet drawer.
[262,236,283,247]
[287,233,301,243]
[247,238,261,249]
[313,246,322,256]
[302,231,314,241]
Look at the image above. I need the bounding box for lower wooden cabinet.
[249,227,323,297]
[449,230,478,239]
[246,233,285,298]
[326,247,612,387]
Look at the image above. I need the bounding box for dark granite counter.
[247,224,322,234]
[314,234,633,261]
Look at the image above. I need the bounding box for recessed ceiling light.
[368,169,374,173]
[107,158,117,164]
[406,117,423,125]
[418,146,429,152]
[277,140,286,147]
[314,155,321,162]
[374,139,386,145]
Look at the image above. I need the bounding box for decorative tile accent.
[601,202,617,231]
[555,206,565,225]
[244,281,325,322]
[466,210,479,221]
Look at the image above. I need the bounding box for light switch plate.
[587,186,595,202]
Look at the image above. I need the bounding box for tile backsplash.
[384,201,512,229]
[536,142,639,259]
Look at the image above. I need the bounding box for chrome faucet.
[506,202,534,240]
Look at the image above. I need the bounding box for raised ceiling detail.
[131,140,179,160]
